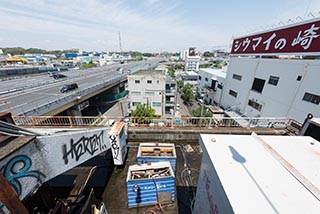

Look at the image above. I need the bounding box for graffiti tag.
[204,171,219,214]
[0,155,46,208]
[62,131,106,164]
[109,134,119,160]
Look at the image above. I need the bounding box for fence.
[12,115,302,134]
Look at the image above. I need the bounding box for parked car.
[60,83,78,93]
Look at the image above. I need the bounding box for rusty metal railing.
[12,115,302,134]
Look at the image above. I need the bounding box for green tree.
[192,106,213,117]
[131,104,157,124]
[203,51,214,57]
[167,66,175,78]
[177,80,184,90]
[181,83,194,105]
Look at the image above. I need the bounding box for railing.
[12,115,302,134]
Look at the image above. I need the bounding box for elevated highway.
[0,60,159,116]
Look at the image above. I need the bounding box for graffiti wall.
[0,127,112,211]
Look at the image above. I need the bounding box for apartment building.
[198,67,227,105]
[128,70,177,116]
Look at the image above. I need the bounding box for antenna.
[118,31,123,54]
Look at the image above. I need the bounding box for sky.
[1,0,320,53]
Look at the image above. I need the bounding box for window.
[229,89,237,98]
[132,102,141,106]
[297,76,302,81]
[205,77,208,82]
[145,91,155,96]
[251,78,265,93]
[302,92,320,105]
[217,84,223,90]
[211,80,217,91]
[248,99,263,111]
[131,91,141,96]
[147,80,152,84]
[198,76,202,80]
[268,76,279,86]
[232,74,242,81]
[135,80,140,84]
[152,102,161,107]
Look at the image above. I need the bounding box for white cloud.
[0,0,236,52]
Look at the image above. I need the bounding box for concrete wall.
[127,127,285,143]
[0,127,111,211]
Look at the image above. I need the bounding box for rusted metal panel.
[0,173,29,214]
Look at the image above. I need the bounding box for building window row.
[232,74,242,81]
[302,92,320,105]
[229,89,237,98]
[134,79,153,84]
[248,99,263,111]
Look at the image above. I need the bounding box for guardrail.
[12,115,302,135]
[7,61,158,116]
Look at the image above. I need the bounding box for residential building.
[128,70,166,116]
[220,57,320,122]
[165,76,177,115]
[185,55,201,71]
[179,71,198,87]
[198,67,227,105]
[184,47,201,71]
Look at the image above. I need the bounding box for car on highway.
[60,83,78,93]
[51,73,67,79]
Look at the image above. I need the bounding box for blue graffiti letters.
[0,155,46,208]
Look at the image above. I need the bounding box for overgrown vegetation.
[180,83,194,105]
[167,66,175,78]
[131,104,157,124]
[192,106,213,117]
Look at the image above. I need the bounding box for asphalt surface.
[0,60,158,115]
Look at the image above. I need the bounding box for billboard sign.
[231,18,320,55]
[189,47,198,56]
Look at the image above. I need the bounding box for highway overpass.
[0,60,159,116]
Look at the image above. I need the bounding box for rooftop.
[200,67,227,78]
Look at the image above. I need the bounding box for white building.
[198,67,227,105]
[179,71,199,87]
[185,55,201,71]
[194,133,320,214]
[128,70,166,116]
[219,57,320,123]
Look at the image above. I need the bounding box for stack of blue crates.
[126,161,175,208]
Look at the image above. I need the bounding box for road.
[0,60,159,115]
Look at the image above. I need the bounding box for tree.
[181,83,194,105]
[177,80,184,90]
[131,104,157,124]
[203,51,214,57]
[192,106,213,117]
[167,66,175,78]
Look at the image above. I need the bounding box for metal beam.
[0,173,29,214]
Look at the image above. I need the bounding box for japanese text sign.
[231,19,320,55]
